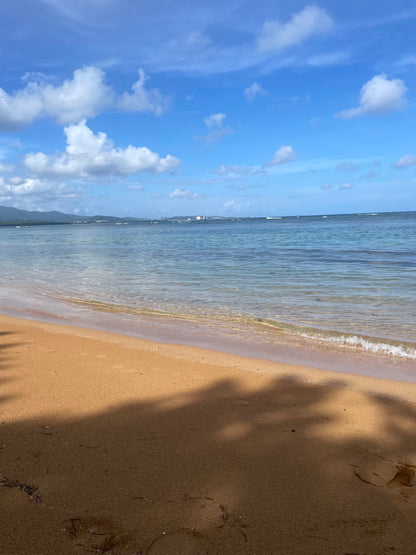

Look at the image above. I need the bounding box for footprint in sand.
[63,517,132,553]
[354,461,415,489]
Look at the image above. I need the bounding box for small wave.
[299,331,416,359]
[62,297,416,360]
[243,318,416,359]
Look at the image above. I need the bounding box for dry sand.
[1,313,416,554]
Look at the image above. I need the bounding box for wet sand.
[1,313,416,554]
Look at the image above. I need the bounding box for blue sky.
[0,0,415,217]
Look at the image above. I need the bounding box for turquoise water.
[1,211,415,359]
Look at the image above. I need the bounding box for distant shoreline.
[0,202,415,226]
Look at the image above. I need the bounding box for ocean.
[1,211,415,377]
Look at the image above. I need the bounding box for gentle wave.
[63,296,416,360]
[299,331,416,359]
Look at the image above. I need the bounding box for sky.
[0,0,415,218]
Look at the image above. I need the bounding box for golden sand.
[1,314,416,554]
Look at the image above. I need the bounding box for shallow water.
[1,211,415,369]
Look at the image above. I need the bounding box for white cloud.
[117,69,170,116]
[169,188,199,199]
[24,120,181,178]
[0,67,113,130]
[215,146,296,176]
[21,71,50,84]
[267,145,297,166]
[0,176,82,201]
[42,66,114,125]
[257,5,333,53]
[321,183,332,190]
[339,182,353,190]
[215,164,266,176]
[244,82,268,101]
[336,74,407,119]
[195,113,233,142]
[393,154,416,168]
[0,66,171,130]
[0,83,44,131]
[204,113,226,128]
[0,176,51,196]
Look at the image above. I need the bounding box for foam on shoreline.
[64,296,416,359]
[0,288,415,383]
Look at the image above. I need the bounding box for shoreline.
[1,311,416,394]
[1,313,416,553]
[0,286,416,383]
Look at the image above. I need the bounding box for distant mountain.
[0,205,242,225]
[0,205,85,223]
[0,204,294,226]
[0,205,148,225]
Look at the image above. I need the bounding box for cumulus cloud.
[195,113,233,142]
[42,66,114,125]
[24,120,181,179]
[393,154,416,168]
[0,176,82,201]
[257,5,333,53]
[244,82,268,101]
[0,66,170,130]
[321,183,332,190]
[336,74,407,119]
[169,188,200,199]
[0,83,44,131]
[0,176,52,196]
[0,67,113,130]
[215,164,266,176]
[117,69,170,116]
[339,182,353,190]
[267,145,297,166]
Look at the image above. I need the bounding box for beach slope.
[1,314,416,554]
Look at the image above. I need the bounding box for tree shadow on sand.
[0,331,22,406]
[0,331,18,370]
[1,345,416,554]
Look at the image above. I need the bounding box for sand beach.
[1,313,416,554]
